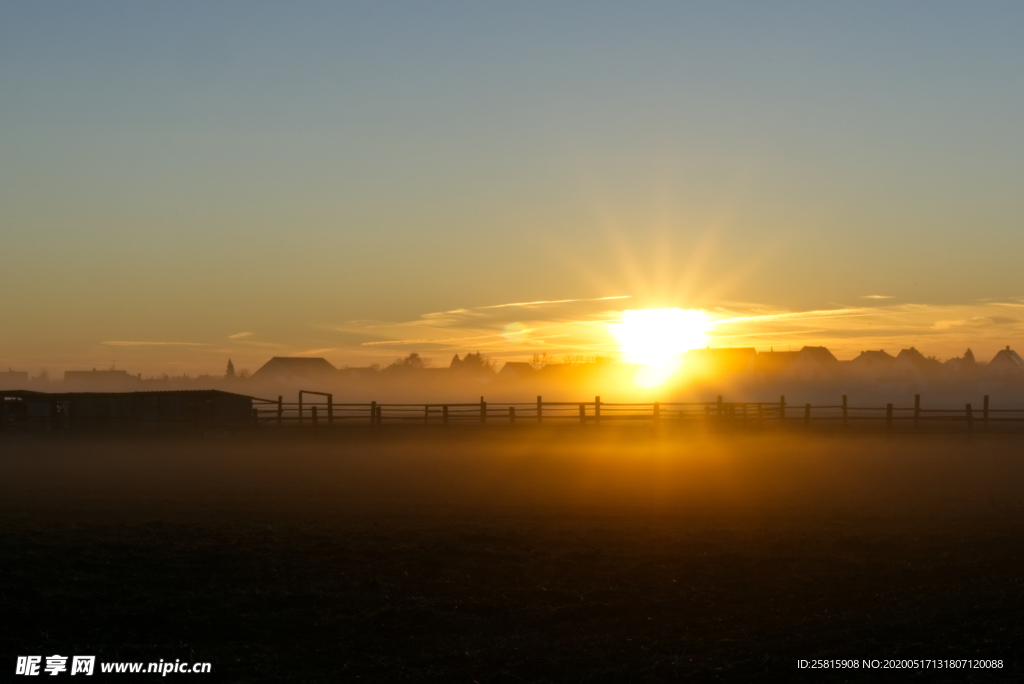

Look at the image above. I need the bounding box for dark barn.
[0,390,253,432]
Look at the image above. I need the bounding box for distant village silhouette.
[3,345,1023,406]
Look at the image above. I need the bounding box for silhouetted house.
[64,369,140,391]
[781,346,843,382]
[497,362,538,381]
[0,369,29,389]
[251,357,337,384]
[683,347,757,379]
[944,348,979,376]
[381,364,449,382]
[753,350,799,381]
[984,346,1024,379]
[0,390,252,432]
[535,362,576,384]
[337,366,381,382]
[530,361,605,388]
[846,350,895,382]
[881,347,946,387]
[449,353,495,382]
[381,363,418,377]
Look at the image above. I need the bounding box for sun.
[608,308,712,388]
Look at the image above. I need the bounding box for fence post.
[328,395,333,426]
[480,397,486,424]
[595,396,601,425]
[780,396,786,426]
[886,403,893,431]
[983,395,989,431]
[424,405,430,424]
[252,407,259,427]
[653,402,660,424]
[277,396,282,426]
[443,405,449,425]
[312,406,318,428]
[509,406,516,425]
[537,396,543,424]
[579,404,585,424]
[842,395,848,428]
[298,393,303,426]
[914,394,920,430]
[966,403,973,435]
[370,401,376,425]
[804,403,811,428]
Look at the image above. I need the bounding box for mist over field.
[2,431,1023,681]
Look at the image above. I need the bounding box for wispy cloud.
[101,341,207,347]
[308,297,1024,366]
[232,340,288,348]
[292,347,338,356]
[714,308,867,325]
[317,295,635,361]
[707,301,1024,359]
[479,295,631,310]
[228,332,254,339]
[862,295,893,299]
[362,332,516,347]
[424,295,630,317]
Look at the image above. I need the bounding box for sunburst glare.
[608,308,713,388]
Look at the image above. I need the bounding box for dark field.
[2,429,1023,682]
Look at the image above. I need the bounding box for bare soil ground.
[1,428,1023,682]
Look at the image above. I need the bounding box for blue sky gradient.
[2,2,1023,372]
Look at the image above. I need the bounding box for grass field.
[1,429,1023,682]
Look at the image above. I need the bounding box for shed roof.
[252,357,338,380]
[1,389,253,401]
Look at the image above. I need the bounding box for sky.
[2,2,1024,375]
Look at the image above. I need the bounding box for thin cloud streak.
[713,308,868,325]
[101,341,208,347]
[292,347,338,356]
[425,295,630,317]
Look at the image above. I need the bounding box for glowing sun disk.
[608,309,712,388]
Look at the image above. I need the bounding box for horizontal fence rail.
[7,392,1021,434]
[246,393,1024,434]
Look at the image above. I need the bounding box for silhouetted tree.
[226,359,236,379]
[450,352,495,377]
[529,352,551,370]
[462,352,494,371]
[393,352,431,369]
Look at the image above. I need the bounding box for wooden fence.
[252,393,1024,433]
